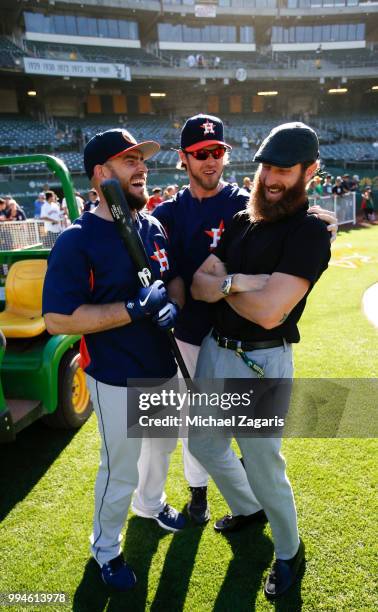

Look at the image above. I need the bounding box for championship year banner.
[23,57,131,81]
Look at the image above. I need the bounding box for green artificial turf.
[1,225,377,611]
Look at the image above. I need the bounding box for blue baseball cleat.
[155,504,186,532]
[101,554,136,591]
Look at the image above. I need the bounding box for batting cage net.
[308,193,356,225]
[0,220,60,251]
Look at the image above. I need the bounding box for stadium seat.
[0,260,47,338]
[0,36,25,69]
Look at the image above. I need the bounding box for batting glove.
[152,300,180,331]
[125,280,168,322]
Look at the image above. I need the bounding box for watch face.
[222,276,232,295]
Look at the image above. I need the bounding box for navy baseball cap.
[180,114,231,152]
[254,122,319,168]
[84,128,160,179]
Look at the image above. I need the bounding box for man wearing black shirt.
[83,189,100,212]
[332,176,348,196]
[190,122,331,599]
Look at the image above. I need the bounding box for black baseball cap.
[84,128,160,179]
[254,122,319,168]
[180,114,231,152]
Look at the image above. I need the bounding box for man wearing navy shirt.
[151,115,258,524]
[42,129,184,591]
[151,115,336,526]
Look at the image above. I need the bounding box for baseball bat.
[101,178,191,381]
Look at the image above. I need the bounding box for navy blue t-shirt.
[153,184,249,345]
[42,211,177,386]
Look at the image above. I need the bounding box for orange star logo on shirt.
[205,219,224,249]
[150,241,170,275]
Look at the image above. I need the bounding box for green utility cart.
[0,154,92,442]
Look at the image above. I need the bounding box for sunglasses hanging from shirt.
[186,147,226,161]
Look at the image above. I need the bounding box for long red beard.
[248,168,308,223]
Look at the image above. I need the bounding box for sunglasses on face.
[186,147,226,161]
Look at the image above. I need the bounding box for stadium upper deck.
[0,0,377,163]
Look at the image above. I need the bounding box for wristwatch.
[221,274,234,296]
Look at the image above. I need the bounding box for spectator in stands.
[361,187,375,222]
[322,174,334,196]
[59,198,70,229]
[40,190,62,245]
[34,192,46,219]
[307,179,319,198]
[62,191,84,216]
[341,174,351,193]
[186,54,196,68]
[84,189,100,212]
[242,176,252,193]
[348,175,359,192]
[163,185,176,201]
[212,56,221,69]
[314,176,323,197]
[4,195,12,210]
[147,187,163,212]
[315,44,322,70]
[6,199,26,221]
[0,198,8,221]
[332,176,348,197]
[196,54,205,68]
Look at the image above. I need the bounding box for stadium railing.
[0,220,59,251]
[308,193,356,225]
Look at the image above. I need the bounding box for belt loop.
[283,337,287,351]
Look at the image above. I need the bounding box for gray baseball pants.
[86,374,178,566]
[189,333,300,560]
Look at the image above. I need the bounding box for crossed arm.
[191,254,310,330]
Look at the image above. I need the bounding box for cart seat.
[0,259,47,338]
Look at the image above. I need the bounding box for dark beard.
[123,187,147,212]
[107,166,148,211]
[248,168,308,223]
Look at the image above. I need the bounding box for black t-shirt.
[213,206,331,343]
[332,185,345,196]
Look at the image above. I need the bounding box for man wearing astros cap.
[42,128,185,590]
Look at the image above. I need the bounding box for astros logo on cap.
[201,120,215,135]
[122,129,137,145]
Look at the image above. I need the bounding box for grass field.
[1,225,377,612]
